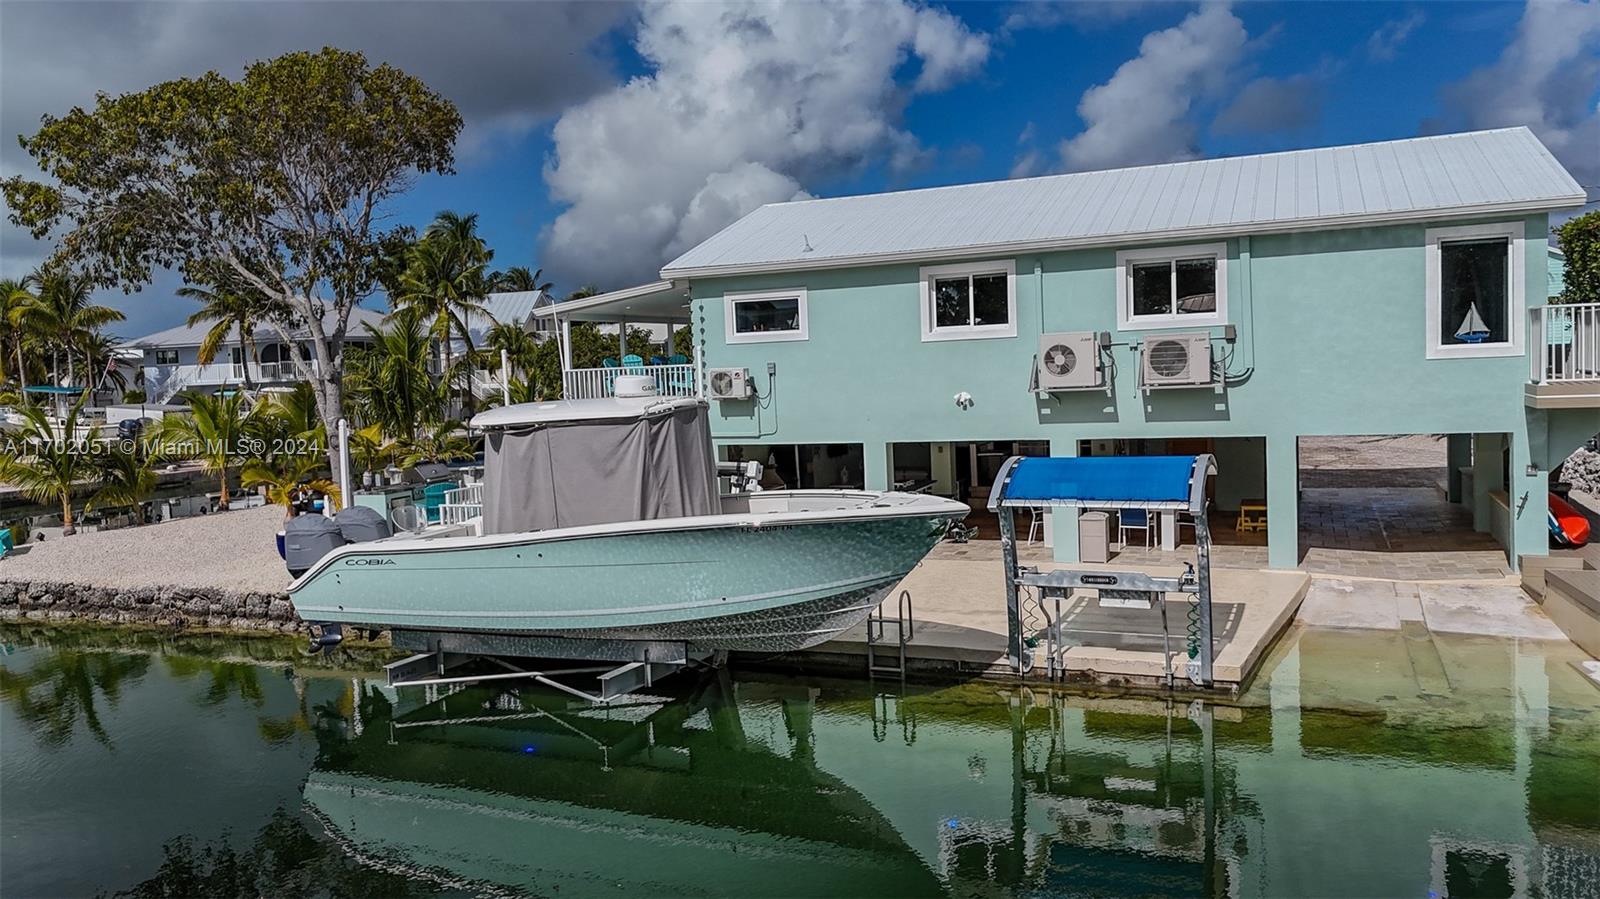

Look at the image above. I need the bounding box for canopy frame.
[986,454,1219,687]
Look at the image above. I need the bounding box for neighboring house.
[551,127,1596,573]
[127,307,388,403]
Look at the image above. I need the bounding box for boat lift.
[987,454,1220,688]
[380,629,711,705]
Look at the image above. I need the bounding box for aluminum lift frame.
[987,454,1220,687]
[381,629,711,704]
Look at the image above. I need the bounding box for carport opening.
[1076,438,1269,553]
[1295,435,1503,558]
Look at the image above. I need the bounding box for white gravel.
[0,504,291,594]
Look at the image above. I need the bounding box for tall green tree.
[490,266,552,293]
[0,399,109,535]
[153,392,255,510]
[394,210,493,415]
[0,278,39,390]
[23,268,123,390]
[1556,209,1600,304]
[343,308,441,440]
[3,48,463,482]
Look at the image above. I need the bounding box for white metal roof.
[128,306,389,349]
[470,395,703,428]
[661,127,1586,278]
[529,280,689,323]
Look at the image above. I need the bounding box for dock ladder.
[867,589,914,678]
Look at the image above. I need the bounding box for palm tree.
[153,392,254,510]
[0,399,109,535]
[75,331,127,403]
[394,211,494,415]
[344,308,442,440]
[0,278,39,390]
[90,445,157,522]
[241,455,340,522]
[396,421,473,468]
[348,423,392,482]
[24,268,123,389]
[490,266,553,293]
[177,279,287,391]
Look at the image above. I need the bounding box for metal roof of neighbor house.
[662,127,1586,278]
[128,306,389,348]
[463,289,554,341]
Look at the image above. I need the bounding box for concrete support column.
[1266,434,1300,569]
[1446,433,1472,503]
[1471,432,1505,534]
[864,442,891,491]
[1511,416,1549,570]
[1050,438,1080,563]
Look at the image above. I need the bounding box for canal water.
[2,623,1597,898]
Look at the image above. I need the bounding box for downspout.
[1230,237,1257,378]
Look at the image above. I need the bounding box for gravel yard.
[0,504,290,595]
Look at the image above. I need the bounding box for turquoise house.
[537,128,1597,571]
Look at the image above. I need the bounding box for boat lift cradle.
[987,454,1220,688]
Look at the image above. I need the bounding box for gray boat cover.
[482,402,720,534]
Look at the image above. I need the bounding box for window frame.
[1424,221,1525,360]
[918,259,1017,342]
[724,288,809,345]
[1115,242,1228,331]
[152,349,180,366]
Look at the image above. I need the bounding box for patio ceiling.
[532,280,692,324]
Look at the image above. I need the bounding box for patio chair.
[649,355,666,365]
[1118,508,1153,548]
[1176,510,1197,545]
[601,357,620,368]
[1026,506,1045,545]
[621,353,645,372]
[667,353,689,365]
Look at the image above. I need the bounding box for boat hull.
[288,493,964,654]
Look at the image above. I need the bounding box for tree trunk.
[217,464,231,510]
[60,495,75,537]
[240,322,255,392]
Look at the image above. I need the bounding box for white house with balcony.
[128,308,389,402]
[531,280,699,400]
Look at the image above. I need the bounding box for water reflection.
[0,646,149,746]
[2,623,1598,898]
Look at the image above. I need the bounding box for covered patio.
[529,280,698,400]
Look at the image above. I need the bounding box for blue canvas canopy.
[988,455,1216,514]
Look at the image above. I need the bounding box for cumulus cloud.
[1367,10,1425,61]
[541,0,989,287]
[1432,0,1600,197]
[1214,74,1322,135]
[1057,3,1248,171]
[1001,0,1175,35]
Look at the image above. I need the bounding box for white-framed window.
[153,349,180,366]
[1115,243,1228,331]
[725,288,808,344]
[919,259,1017,341]
[1424,221,1524,359]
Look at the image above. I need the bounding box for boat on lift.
[286,379,967,656]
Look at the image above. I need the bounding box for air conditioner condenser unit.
[1036,332,1106,391]
[706,367,753,400]
[1140,331,1214,388]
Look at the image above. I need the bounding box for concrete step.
[1544,568,1600,658]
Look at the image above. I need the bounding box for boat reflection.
[304,672,945,898]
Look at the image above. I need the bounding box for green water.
[2,624,1597,898]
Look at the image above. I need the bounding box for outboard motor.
[283,513,346,577]
[334,505,392,543]
[116,417,149,442]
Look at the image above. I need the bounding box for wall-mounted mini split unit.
[1036,332,1107,391]
[1140,331,1214,388]
[706,367,753,400]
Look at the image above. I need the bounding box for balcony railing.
[562,363,698,400]
[1530,303,1600,383]
[438,483,483,525]
[231,360,307,382]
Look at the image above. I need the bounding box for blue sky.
[2,1,1596,339]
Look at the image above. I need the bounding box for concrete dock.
[794,554,1311,694]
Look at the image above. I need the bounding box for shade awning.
[532,280,689,324]
[987,455,1217,513]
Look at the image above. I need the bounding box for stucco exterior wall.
[689,214,1570,568]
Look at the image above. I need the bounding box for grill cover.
[481,402,720,535]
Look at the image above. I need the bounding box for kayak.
[1548,494,1592,547]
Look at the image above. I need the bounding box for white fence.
[437,482,483,526]
[1530,303,1600,383]
[562,363,698,400]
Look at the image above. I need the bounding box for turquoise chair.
[621,354,645,372]
[649,355,667,365]
[420,482,454,523]
[667,353,689,365]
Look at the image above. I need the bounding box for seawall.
[0,579,300,632]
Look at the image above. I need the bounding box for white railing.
[562,363,698,400]
[1530,303,1600,383]
[437,483,483,525]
